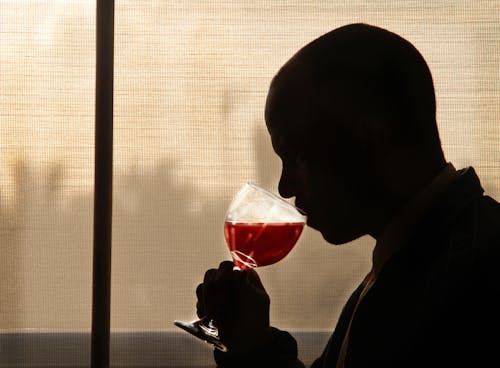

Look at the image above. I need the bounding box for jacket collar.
[376,166,484,278]
[372,163,459,275]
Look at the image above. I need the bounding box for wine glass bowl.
[174,182,306,351]
[224,182,305,269]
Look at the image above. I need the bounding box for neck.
[370,162,458,274]
[367,158,447,240]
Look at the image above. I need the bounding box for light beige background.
[1,0,499,333]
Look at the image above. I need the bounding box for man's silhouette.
[196,23,500,367]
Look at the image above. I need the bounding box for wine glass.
[174,182,306,352]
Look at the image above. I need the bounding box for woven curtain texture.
[1,0,499,334]
[0,1,95,330]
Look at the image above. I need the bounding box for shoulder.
[444,194,500,291]
[477,195,500,241]
[451,194,500,256]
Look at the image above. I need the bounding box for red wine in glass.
[174,182,306,352]
[224,222,304,270]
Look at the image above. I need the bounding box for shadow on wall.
[0,127,372,331]
[0,155,95,329]
[0,152,230,330]
[0,156,28,330]
[0,124,284,329]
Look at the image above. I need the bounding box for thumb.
[245,268,266,291]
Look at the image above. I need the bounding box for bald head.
[265,23,444,166]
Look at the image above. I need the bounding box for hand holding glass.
[174,182,306,351]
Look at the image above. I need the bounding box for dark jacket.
[216,167,500,367]
[312,167,500,367]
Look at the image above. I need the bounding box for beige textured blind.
[1,1,95,331]
[1,0,499,337]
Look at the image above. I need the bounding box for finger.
[196,283,204,299]
[216,261,235,283]
[245,268,265,290]
[203,268,217,284]
[230,266,248,287]
[203,261,232,284]
[203,262,236,317]
[228,268,264,291]
[218,260,234,271]
[196,300,204,318]
[196,284,206,317]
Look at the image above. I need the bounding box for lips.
[296,206,308,216]
[295,201,316,228]
[294,199,308,216]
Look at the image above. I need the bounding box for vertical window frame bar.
[91,0,114,367]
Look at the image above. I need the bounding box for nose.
[278,163,298,199]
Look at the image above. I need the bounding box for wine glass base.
[174,320,228,352]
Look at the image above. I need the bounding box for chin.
[319,226,363,245]
[322,232,350,245]
[308,215,364,245]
